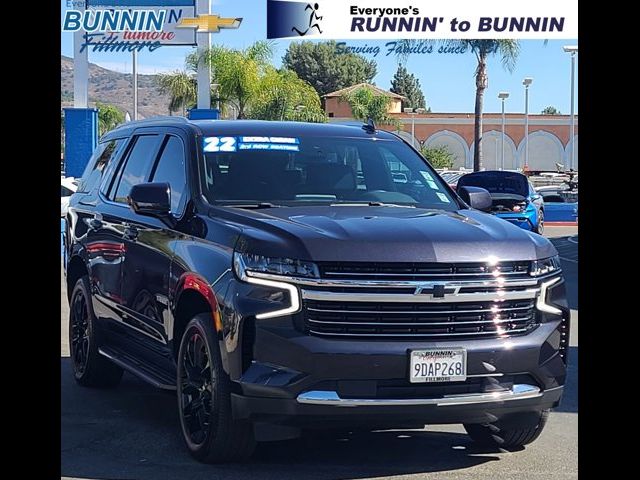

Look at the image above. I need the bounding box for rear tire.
[177,314,255,463]
[68,276,123,388]
[464,409,549,449]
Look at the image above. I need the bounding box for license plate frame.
[409,348,467,383]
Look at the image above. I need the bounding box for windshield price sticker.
[420,171,434,182]
[437,192,451,203]
[427,180,439,190]
[240,136,300,144]
[204,136,301,153]
[239,143,300,151]
[203,136,237,153]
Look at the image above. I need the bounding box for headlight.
[233,252,319,280]
[530,255,561,277]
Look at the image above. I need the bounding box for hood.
[219,206,556,263]
[458,171,529,198]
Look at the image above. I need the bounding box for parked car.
[64,119,569,463]
[61,176,77,217]
[438,169,470,189]
[538,187,578,223]
[457,170,545,234]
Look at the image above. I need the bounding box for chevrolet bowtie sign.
[177,14,243,33]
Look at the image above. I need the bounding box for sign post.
[197,0,211,111]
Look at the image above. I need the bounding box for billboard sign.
[63,0,197,50]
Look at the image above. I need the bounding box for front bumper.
[232,383,563,429]
[230,317,567,429]
[222,269,568,437]
[495,212,536,230]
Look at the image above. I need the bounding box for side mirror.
[127,182,171,217]
[458,185,492,212]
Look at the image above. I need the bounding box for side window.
[61,186,74,197]
[77,138,125,193]
[111,135,161,203]
[150,135,187,214]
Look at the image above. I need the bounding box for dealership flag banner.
[267,0,577,40]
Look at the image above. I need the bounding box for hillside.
[61,55,172,118]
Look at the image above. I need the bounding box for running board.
[98,346,176,390]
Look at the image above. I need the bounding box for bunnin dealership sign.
[267,0,577,40]
[63,0,196,51]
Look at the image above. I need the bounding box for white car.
[61,177,78,217]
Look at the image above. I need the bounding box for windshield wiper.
[224,202,284,209]
[331,202,416,208]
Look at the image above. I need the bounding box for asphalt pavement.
[61,226,578,480]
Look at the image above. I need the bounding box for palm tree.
[95,102,125,136]
[250,67,326,122]
[340,86,400,128]
[191,41,275,119]
[156,70,196,116]
[397,40,519,171]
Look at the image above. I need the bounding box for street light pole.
[404,107,415,147]
[132,49,138,120]
[498,92,510,170]
[523,78,533,170]
[563,46,578,170]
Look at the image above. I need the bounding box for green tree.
[396,40,519,171]
[420,145,454,170]
[390,65,428,111]
[250,68,326,122]
[194,41,275,119]
[341,86,400,128]
[96,102,124,136]
[156,70,196,115]
[541,106,561,115]
[283,41,377,96]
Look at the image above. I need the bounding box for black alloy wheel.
[68,276,123,387]
[177,314,255,463]
[70,287,90,375]
[179,331,214,446]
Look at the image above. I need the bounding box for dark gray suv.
[64,118,569,463]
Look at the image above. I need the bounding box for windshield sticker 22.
[436,192,451,203]
[203,136,300,153]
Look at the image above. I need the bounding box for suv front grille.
[293,261,549,340]
[303,299,537,339]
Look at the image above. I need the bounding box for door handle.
[124,225,139,240]
[88,214,103,231]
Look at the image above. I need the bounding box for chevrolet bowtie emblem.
[176,14,243,33]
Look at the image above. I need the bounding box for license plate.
[409,348,467,383]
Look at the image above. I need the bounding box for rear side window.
[76,138,125,193]
[150,135,187,214]
[111,135,161,203]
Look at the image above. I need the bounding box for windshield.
[458,171,528,197]
[200,134,458,210]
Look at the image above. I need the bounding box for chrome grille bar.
[308,327,534,338]
[301,288,538,303]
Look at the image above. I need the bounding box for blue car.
[538,188,578,223]
[457,170,545,234]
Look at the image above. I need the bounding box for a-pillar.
[63,108,98,178]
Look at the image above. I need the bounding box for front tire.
[177,314,255,463]
[534,209,544,235]
[69,276,123,388]
[464,409,549,449]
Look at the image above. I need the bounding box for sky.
[60,0,578,114]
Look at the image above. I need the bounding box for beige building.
[323,83,405,118]
[322,85,578,171]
